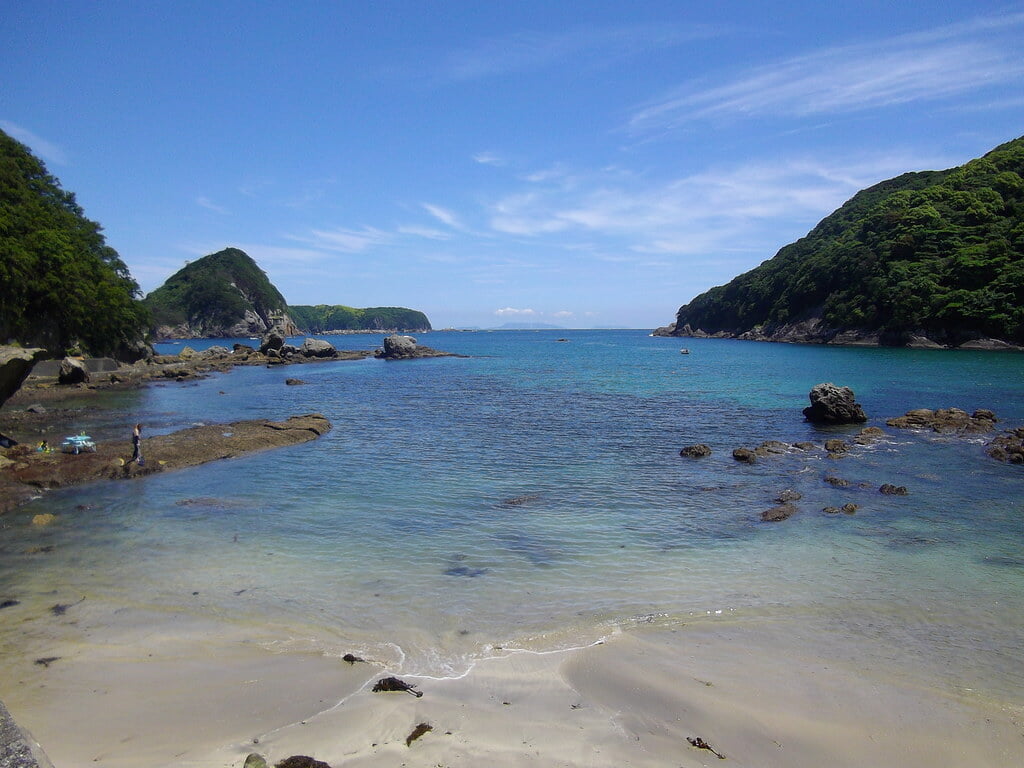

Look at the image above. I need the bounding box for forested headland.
[0,129,148,359]
[659,136,1024,348]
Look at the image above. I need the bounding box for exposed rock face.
[0,346,48,407]
[300,338,336,358]
[57,357,90,385]
[680,444,712,458]
[803,383,867,424]
[260,331,285,354]
[886,407,997,434]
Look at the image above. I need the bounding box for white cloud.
[487,152,937,256]
[196,196,229,214]
[422,203,461,228]
[0,121,67,165]
[398,225,451,240]
[473,151,506,166]
[552,310,574,319]
[301,226,391,253]
[440,23,716,81]
[629,11,1024,134]
[495,307,537,316]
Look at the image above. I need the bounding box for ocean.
[2,330,1022,705]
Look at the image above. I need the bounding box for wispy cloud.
[495,307,537,316]
[422,203,462,228]
[298,226,392,253]
[629,11,1024,134]
[196,196,229,214]
[441,23,717,81]
[473,151,506,166]
[398,225,451,240]
[0,121,67,165]
[488,152,939,256]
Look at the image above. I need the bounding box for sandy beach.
[1,606,1021,768]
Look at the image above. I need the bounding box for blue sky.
[3,1,1023,329]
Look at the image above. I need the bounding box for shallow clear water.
[2,331,1022,698]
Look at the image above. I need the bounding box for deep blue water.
[2,330,1022,696]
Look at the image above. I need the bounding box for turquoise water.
[2,331,1023,698]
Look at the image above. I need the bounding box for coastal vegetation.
[144,248,432,338]
[664,136,1024,346]
[0,128,148,357]
[143,247,295,338]
[288,304,431,333]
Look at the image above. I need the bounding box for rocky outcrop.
[761,502,797,522]
[300,338,336,358]
[374,334,463,360]
[886,408,997,434]
[802,383,867,424]
[57,357,89,385]
[679,444,711,458]
[987,427,1024,463]
[0,415,332,508]
[0,347,48,408]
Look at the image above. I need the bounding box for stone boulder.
[300,338,337,358]
[260,330,285,354]
[802,383,867,424]
[679,443,712,458]
[58,356,90,385]
[378,334,418,359]
[732,447,756,463]
[761,502,797,522]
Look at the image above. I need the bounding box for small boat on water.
[680,348,690,354]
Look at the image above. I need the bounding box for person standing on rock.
[126,423,144,466]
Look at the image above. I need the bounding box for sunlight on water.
[2,331,1022,698]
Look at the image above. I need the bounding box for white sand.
[3,614,1021,768]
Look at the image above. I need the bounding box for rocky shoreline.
[652,320,1024,351]
[0,333,464,513]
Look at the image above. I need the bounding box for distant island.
[655,135,1024,350]
[143,248,431,340]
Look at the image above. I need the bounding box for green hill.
[660,136,1024,348]
[144,248,296,339]
[0,128,148,358]
[288,304,431,333]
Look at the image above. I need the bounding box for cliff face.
[144,248,298,340]
[658,136,1024,349]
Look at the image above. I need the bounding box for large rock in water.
[378,334,418,359]
[300,338,336,358]
[803,383,867,424]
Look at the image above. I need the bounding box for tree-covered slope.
[0,129,148,357]
[667,136,1024,346]
[144,248,295,338]
[288,304,431,332]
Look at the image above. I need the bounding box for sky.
[2,1,1023,329]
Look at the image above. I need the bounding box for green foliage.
[144,248,289,332]
[0,129,148,356]
[674,136,1024,344]
[289,304,431,332]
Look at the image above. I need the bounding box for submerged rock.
[803,383,867,424]
[879,483,909,495]
[886,407,997,434]
[761,502,797,522]
[732,447,756,463]
[987,427,1024,464]
[680,443,712,458]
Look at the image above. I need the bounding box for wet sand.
[1,610,1020,768]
